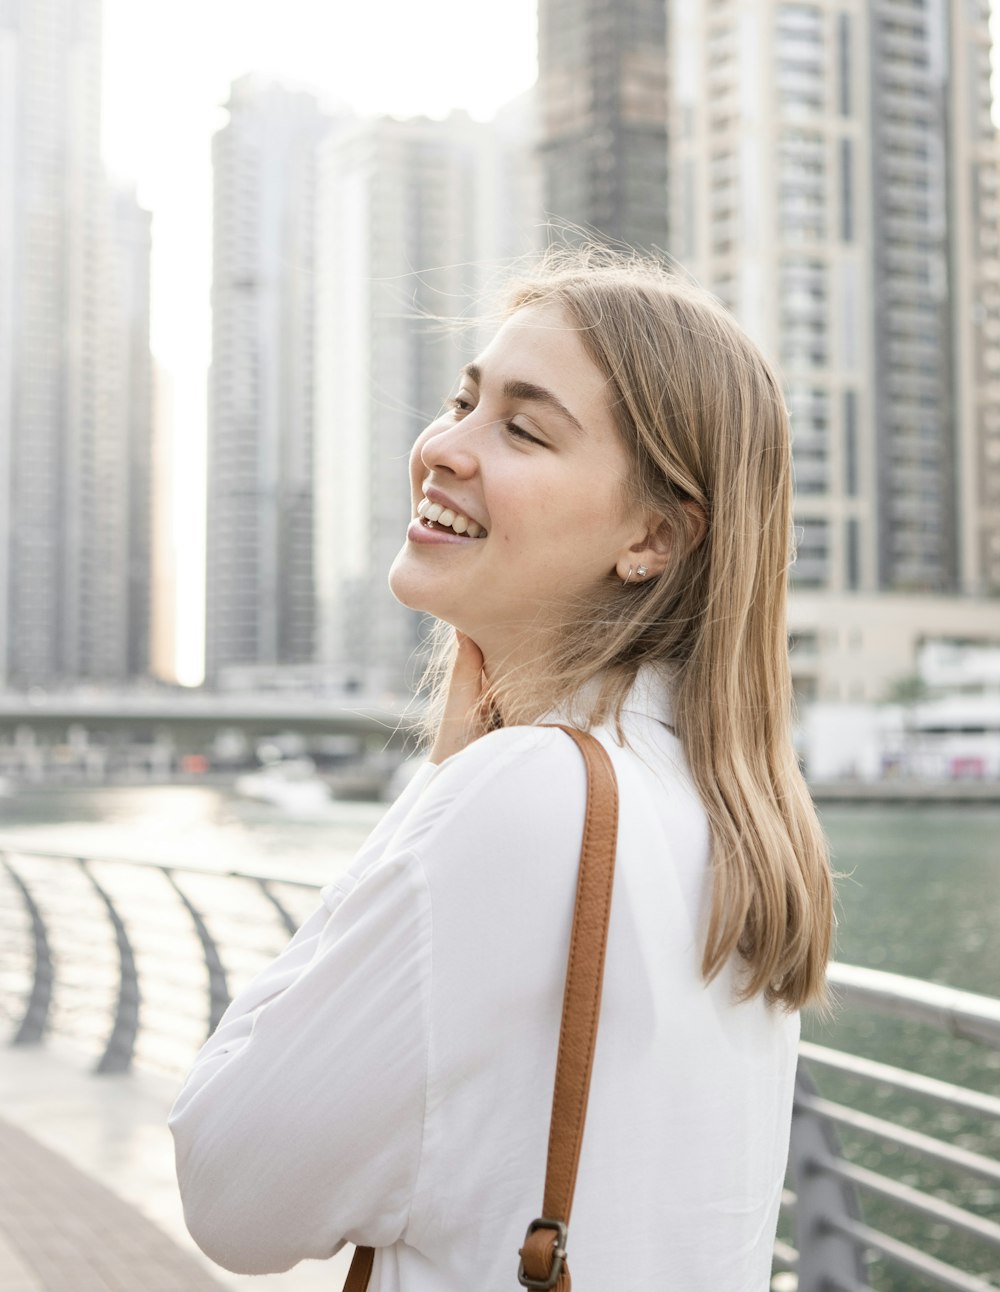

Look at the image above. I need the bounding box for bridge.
[0,692,417,792]
[0,690,413,744]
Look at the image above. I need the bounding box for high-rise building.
[537,0,668,250]
[90,187,154,680]
[0,0,153,688]
[150,362,178,683]
[669,0,1000,597]
[314,109,539,694]
[945,2,1000,596]
[205,76,331,684]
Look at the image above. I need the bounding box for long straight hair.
[420,249,833,1010]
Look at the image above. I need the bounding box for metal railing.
[2,846,998,1292]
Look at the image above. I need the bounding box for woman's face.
[389,304,652,663]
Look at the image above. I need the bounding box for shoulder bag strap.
[344,725,619,1292]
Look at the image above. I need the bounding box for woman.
[170,251,833,1291]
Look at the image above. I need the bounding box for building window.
[846,517,860,589]
[840,138,854,241]
[844,389,859,496]
[838,12,852,116]
[791,517,830,587]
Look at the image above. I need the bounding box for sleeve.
[167,847,432,1275]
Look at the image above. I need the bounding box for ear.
[614,503,707,584]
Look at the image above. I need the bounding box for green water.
[820,805,999,995]
[797,805,1000,1291]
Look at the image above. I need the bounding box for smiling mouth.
[416,498,487,538]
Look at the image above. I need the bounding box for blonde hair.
[421,247,833,1010]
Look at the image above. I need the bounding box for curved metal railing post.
[789,1061,871,1292]
[253,876,299,938]
[163,869,231,1039]
[77,858,141,1074]
[1,853,53,1045]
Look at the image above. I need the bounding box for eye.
[448,394,475,416]
[505,421,544,446]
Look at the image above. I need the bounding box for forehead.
[474,304,611,413]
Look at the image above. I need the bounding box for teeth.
[417,496,487,538]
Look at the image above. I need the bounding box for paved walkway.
[0,1116,228,1291]
[0,1044,352,1291]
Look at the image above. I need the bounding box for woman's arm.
[169,696,588,1278]
[168,849,432,1275]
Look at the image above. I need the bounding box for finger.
[442,636,486,725]
[453,632,485,674]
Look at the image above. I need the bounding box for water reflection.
[0,785,385,882]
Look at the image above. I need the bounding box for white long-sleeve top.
[169,671,799,1291]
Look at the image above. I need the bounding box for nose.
[417,415,480,480]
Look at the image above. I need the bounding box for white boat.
[234,758,332,812]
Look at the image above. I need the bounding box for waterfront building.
[0,0,153,688]
[531,0,1000,721]
[205,76,332,685]
[97,189,154,681]
[669,0,1000,599]
[314,109,539,695]
[150,363,178,684]
[787,591,1000,704]
[536,0,668,250]
[800,693,1000,781]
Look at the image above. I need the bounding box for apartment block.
[314,109,539,694]
[537,0,668,250]
[669,0,1000,598]
[0,0,153,687]
[206,76,331,683]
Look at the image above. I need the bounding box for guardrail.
[1,846,998,1292]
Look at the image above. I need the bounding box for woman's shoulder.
[392,724,591,862]
[428,722,587,802]
[439,721,583,773]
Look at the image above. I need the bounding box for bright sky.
[100,0,538,685]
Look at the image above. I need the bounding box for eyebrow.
[461,363,585,435]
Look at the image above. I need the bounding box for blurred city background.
[1,1,999,1291]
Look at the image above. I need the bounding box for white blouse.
[169,671,799,1291]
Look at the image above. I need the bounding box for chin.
[390,554,474,638]
[388,548,442,617]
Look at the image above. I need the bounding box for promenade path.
[0,1043,353,1291]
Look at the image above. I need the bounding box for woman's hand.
[428,633,490,764]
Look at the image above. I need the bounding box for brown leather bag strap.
[344,725,618,1292]
[342,1243,373,1292]
[516,726,618,1292]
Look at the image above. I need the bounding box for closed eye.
[448,395,545,447]
[505,422,544,446]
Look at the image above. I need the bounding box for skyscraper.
[314,109,538,693]
[669,0,1000,597]
[537,0,668,250]
[0,0,153,687]
[205,76,331,684]
[92,188,154,680]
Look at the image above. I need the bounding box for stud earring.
[636,565,648,578]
